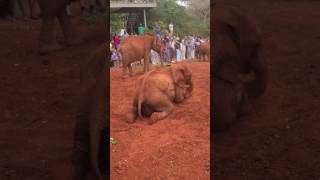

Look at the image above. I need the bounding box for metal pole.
[143,8,147,29]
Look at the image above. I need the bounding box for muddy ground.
[0,18,106,179]
[213,1,320,180]
[110,62,210,180]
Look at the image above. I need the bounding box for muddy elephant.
[129,63,193,124]
[70,43,108,180]
[212,3,268,131]
[195,42,210,61]
[37,0,82,54]
[119,33,163,78]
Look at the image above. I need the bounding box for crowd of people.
[110,22,209,68]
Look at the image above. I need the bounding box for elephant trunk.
[246,47,268,99]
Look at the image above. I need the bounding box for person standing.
[175,40,181,62]
[164,36,171,64]
[186,37,192,59]
[190,35,195,59]
[113,34,121,50]
[154,22,162,39]
[181,39,186,60]
[138,23,145,35]
[168,22,173,37]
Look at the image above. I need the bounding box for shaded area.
[0,18,105,179]
[213,1,320,179]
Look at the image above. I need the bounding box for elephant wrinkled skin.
[71,43,108,180]
[212,3,268,131]
[119,33,163,78]
[129,63,193,124]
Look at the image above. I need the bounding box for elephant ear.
[171,65,185,86]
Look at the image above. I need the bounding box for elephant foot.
[65,36,83,47]
[38,43,64,55]
[150,112,168,125]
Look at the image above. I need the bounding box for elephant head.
[212,4,268,131]
[170,64,193,103]
[213,4,268,99]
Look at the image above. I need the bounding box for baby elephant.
[130,63,193,124]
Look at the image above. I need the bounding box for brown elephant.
[129,63,193,124]
[119,33,163,78]
[37,0,82,54]
[212,3,268,131]
[196,42,210,61]
[70,43,108,180]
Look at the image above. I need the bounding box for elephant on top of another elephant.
[119,33,164,78]
[212,3,268,131]
[128,63,193,125]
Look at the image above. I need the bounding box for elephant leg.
[128,64,134,76]
[56,4,82,46]
[149,97,174,124]
[121,62,129,78]
[38,1,63,54]
[143,53,149,73]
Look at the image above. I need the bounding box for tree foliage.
[110,13,123,36]
[110,0,210,37]
[149,0,209,37]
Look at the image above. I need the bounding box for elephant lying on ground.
[119,33,163,78]
[129,63,193,124]
[71,43,108,180]
[196,42,210,61]
[212,3,268,131]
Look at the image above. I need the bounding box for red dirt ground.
[110,62,210,180]
[213,1,320,180]
[0,18,106,179]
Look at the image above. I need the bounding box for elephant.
[37,0,82,54]
[212,3,268,131]
[70,43,108,180]
[128,63,193,125]
[195,42,210,61]
[119,33,163,78]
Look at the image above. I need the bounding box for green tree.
[149,0,209,37]
[110,13,123,35]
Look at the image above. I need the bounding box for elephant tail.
[137,91,144,119]
[137,75,149,120]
